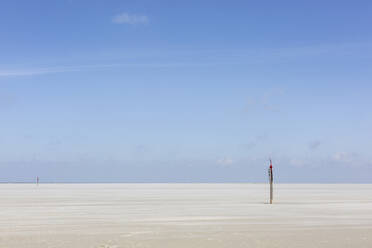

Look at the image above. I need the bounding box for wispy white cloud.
[112,13,149,25]
[332,152,358,163]
[0,67,78,77]
[0,62,221,77]
[286,152,371,168]
[217,157,234,166]
[3,42,371,78]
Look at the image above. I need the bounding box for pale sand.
[0,184,371,248]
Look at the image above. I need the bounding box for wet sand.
[1,183,371,247]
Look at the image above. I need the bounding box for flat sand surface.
[0,184,371,248]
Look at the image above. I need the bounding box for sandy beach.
[0,183,371,247]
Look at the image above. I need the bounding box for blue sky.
[0,0,371,182]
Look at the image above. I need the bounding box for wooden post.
[269,160,273,204]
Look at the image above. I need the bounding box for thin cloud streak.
[217,157,234,166]
[2,42,370,77]
[0,62,228,77]
[112,13,149,24]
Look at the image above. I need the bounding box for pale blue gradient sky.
[0,0,371,182]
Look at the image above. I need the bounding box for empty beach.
[1,183,371,248]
